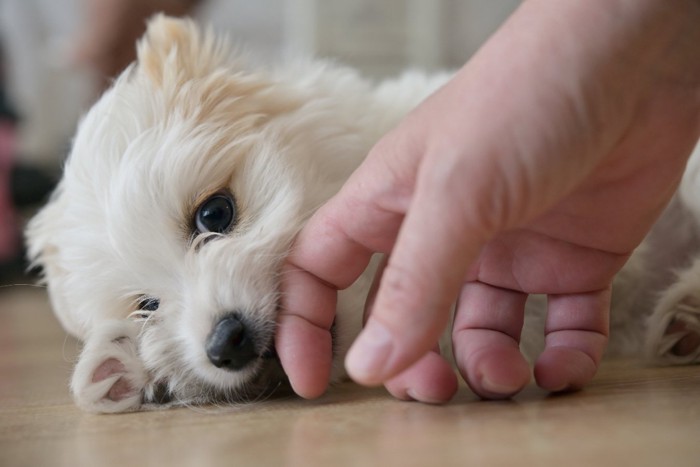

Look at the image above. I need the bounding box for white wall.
[191,0,521,76]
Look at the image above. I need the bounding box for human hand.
[277,0,700,402]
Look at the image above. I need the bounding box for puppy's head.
[27,16,355,410]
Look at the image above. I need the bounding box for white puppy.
[26,16,700,413]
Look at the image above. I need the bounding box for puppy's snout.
[206,314,257,370]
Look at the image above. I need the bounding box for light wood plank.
[1,288,699,467]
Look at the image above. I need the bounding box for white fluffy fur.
[70,320,147,413]
[26,16,700,413]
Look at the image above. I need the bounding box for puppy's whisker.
[62,333,80,365]
[127,310,150,321]
[0,283,47,290]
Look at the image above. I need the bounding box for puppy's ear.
[25,185,85,339]
[136,14,229,86]
[71,321,147,413]
[135,14,298,129]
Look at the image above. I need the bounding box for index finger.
[277,142,416,397]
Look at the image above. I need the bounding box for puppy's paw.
[647,289,700,365]
[71,321,148,413]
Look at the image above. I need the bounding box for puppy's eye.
[195,193,237,234]
[138,297,160,312]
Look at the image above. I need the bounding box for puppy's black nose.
[206,315,257,370]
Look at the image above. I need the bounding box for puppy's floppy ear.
[136,14,229,86]
[25,185,84,339]
[135,14,300,127]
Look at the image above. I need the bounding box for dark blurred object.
[0,246,30,285]
[0,161,54,284]
[75,0,203,91]
[0,84,17,122]
[10,163,56,207]
[0,52,54,284]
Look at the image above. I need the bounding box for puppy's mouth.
[251,349,292,396]
[144,345,291,407]
[220,349,294,403]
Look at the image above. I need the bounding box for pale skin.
[276,0,700,403]
[73,0,199,87]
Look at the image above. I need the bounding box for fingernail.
[406,389,447,405]
[345,321,393,384]
[480,376,523,397]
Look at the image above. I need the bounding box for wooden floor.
[1,287,700,467]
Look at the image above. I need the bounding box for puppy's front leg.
[646,257,700,364]
[71,320,147,413]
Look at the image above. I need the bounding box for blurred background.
[0,0,519,286]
